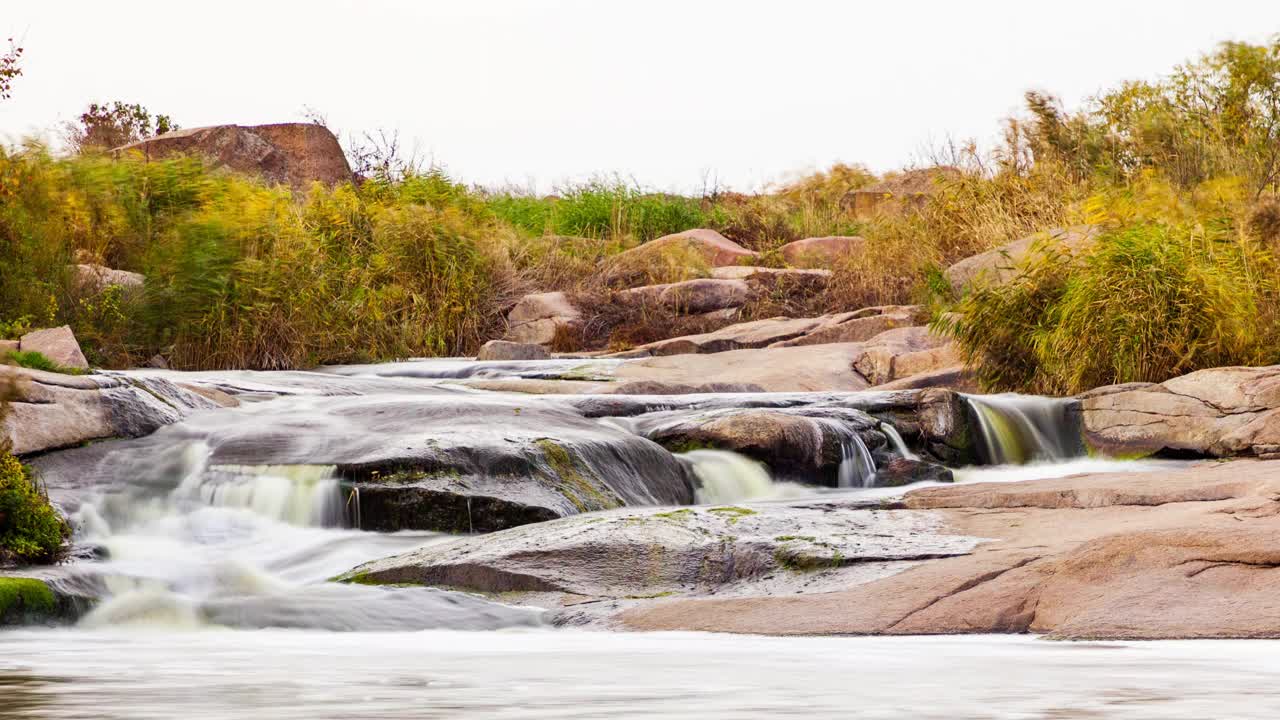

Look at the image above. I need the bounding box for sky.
[3,1,1279,193]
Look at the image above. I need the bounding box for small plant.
[3,350,86,376]
[0,451,71,565]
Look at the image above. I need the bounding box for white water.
[684,449,808,504]
[4,631,1280,719]
[65,443,541,632]
[880,422,916,460]
[964,393,1081,465]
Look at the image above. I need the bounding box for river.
[0,363,1258,717]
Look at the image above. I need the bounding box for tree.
[66,101,178,152]
[0,38,21,101]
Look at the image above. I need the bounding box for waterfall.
[683,450,777,504]
[813,419,876,488]
[202,465,346,527]
[963,394,1083,465]
[880,422,916,461]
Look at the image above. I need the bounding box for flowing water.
[0,363,1242,717]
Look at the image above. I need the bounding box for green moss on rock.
[0,577,56,623]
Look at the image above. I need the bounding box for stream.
[0,360,1253,717]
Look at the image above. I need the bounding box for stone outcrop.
[636,306,925,356]
[944,225,1100,291]
[614,459,1280,639]
[476,340,551,361]
[116,123,353,188]
[1079,365,1280,458]
[503,291,582,345]
[1,366,222,456]
[16,326,89,370]
[777,236,864,268]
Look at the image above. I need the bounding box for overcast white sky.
[3,1,1278,192]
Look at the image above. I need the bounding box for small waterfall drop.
[964,394,1083,465]
[880,422,916,461]
[815,419,876,488]
[683,450,778,504]
[201,465,345,527]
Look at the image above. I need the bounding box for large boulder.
[944,225,1099,292]
[607,229,757,282]
[341,500,977,599]
[778,236,864,268]
[1079,366,1280,458]
[1,366,222,456]
[17,326,89,370]
[116,123,353,188]
[638,306,924,356]
[503,291,582,346]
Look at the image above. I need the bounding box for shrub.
[0,451,70,565]
[2,350,86,375]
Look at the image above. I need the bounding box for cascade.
[963,394,1083,465]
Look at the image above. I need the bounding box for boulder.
[607,229,757,281]
[871,365,978,393]
[476,340,551,361]
[616,278,751,314]
[70,264,145,295]
[1,366,222,456]
[1079,365,1280,458]
[778,236,864,268]
[342,500,977,599]
[17,326,89,370]
[944,225,1100,292]
[116,123,353,189]
[850,326,956,386]
[710,266,831,283]
[638,306,925,357]
[503,291,582,346]
[0,340,17,355]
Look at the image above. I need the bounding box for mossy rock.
[0,577,58,625]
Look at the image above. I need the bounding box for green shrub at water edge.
[0,451,70,565]
[3,349,86,375]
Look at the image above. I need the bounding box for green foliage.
[941,221,1278,394]
[488,180,706,243]
[2,350,86,375]
[68,101,177,153]
[0,451,70,565]
[0,578,56,619]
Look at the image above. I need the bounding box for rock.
[477,340,551,361]
[617,459,1280,639]
[850,326,956,386]
[638,306,925,357]
[616,278,751,314]
[1,366,223,456]
[872,365,978,393]
[342,499,978,599]
[710,266,832,283]
[503,291,582,346]
[873,457,954,487]
[17,326,89,370]
[601,381,767,395]
[607,229,757,281]
[848,167,960,217]
[115,123,353,189]
[770,306,926,348]
[778,236,864,268]
[1078,365,1280,458]
[144,354,170,370]
[70,264,145,295]
[616,343,871,392]
[0,575,95,627]
[639,406,889,484]
[944,225,1100,291]
[0,340,17,355]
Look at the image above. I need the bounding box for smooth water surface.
[3,630,1280,719]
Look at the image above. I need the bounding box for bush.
[940,221,1278,394]
[0,451,70,565]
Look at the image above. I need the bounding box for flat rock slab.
[618,459,1280,639]
[343,499,978,599]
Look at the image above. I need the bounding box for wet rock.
[342,500,977,599]
[778,236,864,268]
[477,340,551,361]
[944,225,1099,291]
[116,123,353,188]
[1078,365,1280,458]
[873,457,954,487]
[18,326,89,370]
[1,366,222,456]
[0,575,96,627]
